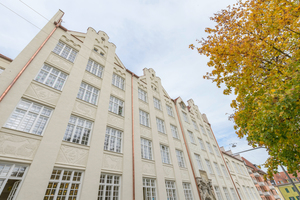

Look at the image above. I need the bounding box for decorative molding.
[73,100,97,119]
[47,53,73,72]
[163,166,174,178]
[0,132,40,160]
[102,153,123,171]
[107,114,124,128]
[139,101,149,111]
[56,144,89,166]
[181,169,190,181]
[197,171,217,200]
[61,35,81,49]
[140,126,152,138]
[113,67,126,78]
[138,82,147,90]
[142,161,156,175]
[111,86,125,99]
[158,133,168,144]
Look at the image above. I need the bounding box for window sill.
[51,51,75,65]
[76,98,98,108]
[112,84,125,92]
[138,99,148,104]
[142,158,155,164]
[32,80,63,94]
[173,137,180,141]
[103,150,123,157]
[163,163,173,167]
[140,124,151,129]
[0,127,43,140]
[62,140,90,150]
[108,111,124,119]
[179,167,187,170]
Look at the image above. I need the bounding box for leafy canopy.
[191,0,300,177]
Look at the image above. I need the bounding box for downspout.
[131,72,135,200]
[173,99,202,200]
[0,17,63,102]
[208,125,242,200]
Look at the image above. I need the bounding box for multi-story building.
[272,171,300,200]
[242,157,281,200]
[220,148,261,200]
[0,10,244,200]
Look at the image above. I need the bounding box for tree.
[190,0,300,177]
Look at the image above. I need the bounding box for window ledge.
[142,158,155,164]
[51,52,74,65]
[108,111,125,119]
[103,150,123,157]
[0,127,42,140]
[75,98,98,109]
[62,140,90,150]
[140,124,151,129]
[112,84,125,92]
[163,163,173,167]
[32,80,63,94]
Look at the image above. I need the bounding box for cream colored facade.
[0,10,242,200]
[221,149,262,200]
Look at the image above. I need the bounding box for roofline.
[0,54,13,62]
[222,151,244,163]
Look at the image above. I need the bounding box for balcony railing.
[258,191,263,195]
[268,185,275,190]
[274,195,281,199]
[258,182,265,186]
[253,179,258,184]
[264,192,271,196]
[254,172,260,177]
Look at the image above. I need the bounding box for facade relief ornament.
[56,145,89,166]
[196,170,217,200]
[142,161,156,175]
[25,83,60,105]
[47,53,72,72]
[102,154,122,171]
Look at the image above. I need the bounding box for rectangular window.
[226,161,232,171]
[98,174,120,200]
[153,97,161,110]
[214,186,224,200]
[77,82,99,105]
[170,125,179,139]
[0,163,27,199]
[243,186,250,200]
[200,125,206,135]
[86,59,104,78]
[104,127,122,153]
[109,96,124,116]
[206,142,213,154]
[166,105,174,117]
[251,187,259,200]
[53,41,78,62]
[44,169,82,200]
[198,138,206,150]
[165,180,177,200]
[285,188,290,193]
[188,131,196,143]
[156,118,165,133]
[206,128,214,138]
[221,165,229,177]
[63,115,93,145]
[5,99,53,135]
[214,162,222,176]
[192,121,198,130]
[213,145,221,156]
[247,187,254,200]
[143,178,156,200]
[35,64,68,91]
[140,110,150,127]
[205,160,214,174]
[232,162,240,174]
[182,112,189,122]
[195,154,204,170]
[237,188,243,200]
[138,88,147,102]
[141,138,152,160]
[160,145,171,164]
[230,188,239,200]
[176,150,185,168]
[223,187,231,200]
[112,73,125,90]
[183,183,193,200]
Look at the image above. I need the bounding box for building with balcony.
[272,171,300,200]
[242,157,281,200]
[220,148,261,200]
[0,10,245,200]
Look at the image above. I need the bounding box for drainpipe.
[131,72,135,200]
[173,99,202,200]
[0,17,63,102]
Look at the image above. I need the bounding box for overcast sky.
[0,0,271,171]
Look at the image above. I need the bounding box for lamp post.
[231,146,300,197]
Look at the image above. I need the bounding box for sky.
[0,0,271,171]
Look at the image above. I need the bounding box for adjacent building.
[272,171,300,200]
[0,10,247,200]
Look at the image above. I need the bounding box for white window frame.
[53,41,78,62]
[223,187,232,200]
[214,186,224,200]
[165,180,177,200]
[143,178,156,200]
[35,63,68,91]
[166,105,174,117]
[138,88,147,102]
[156,118,165,133]
[77,82,99,105]
[247,187,255,200]
[183,182,193,200]
[198,138,206,150]
[5,99,53,135]
[141,138,152,160]
[206,127,214,138]
[200,125,206,135]
[213,145,221,156]
[230,188,239,200]
[214,162,222,176]
[221,165,229,177]
[182,112,189,122]
[112,73,125,90]
[205,160,214,174]
[206,142,214,154]
[98,174,121,200]
[139,110,150,127]
[63,115,93,145]
[160,145,171,164]
[86,59,104,78]
[0,163,28,198]
[192,121,199,131]
[170,124,179,139]
[194,154,204,170]
[242,186,250,200]
[153,97,161,110]
[44,168,83,200]
[175,150,185,168]
[188,131,196,143]
[232,162,240,174]
[104,127,123,153]
[109,96,124,116]
[226,161,233,171]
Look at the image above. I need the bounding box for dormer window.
[94,48,98,52]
